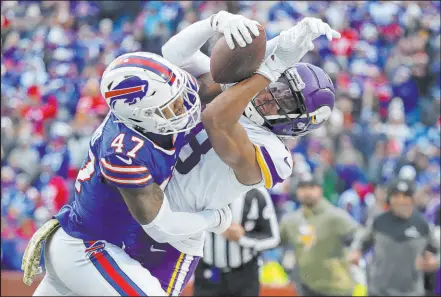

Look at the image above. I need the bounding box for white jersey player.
[160,12,339,253]
[123,12,339,296]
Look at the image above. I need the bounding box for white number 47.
[110,133,144,157]
[75,133,145,193]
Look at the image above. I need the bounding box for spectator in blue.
[41,127,71,179]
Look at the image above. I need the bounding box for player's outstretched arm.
[119,183,231,243]
[202,74,271,186]
[162,11,261,103]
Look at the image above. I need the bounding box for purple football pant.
[125,234,200,296]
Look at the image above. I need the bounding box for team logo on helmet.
[104,76,149,109]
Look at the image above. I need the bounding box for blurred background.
[1,1,440,296]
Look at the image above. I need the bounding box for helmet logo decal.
[105,76,149,109]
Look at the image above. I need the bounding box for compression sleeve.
[162,17,215,67]
[179,51,211,79]
[141,194,220,243]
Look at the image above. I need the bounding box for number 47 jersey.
[166,115,293,214]
[55,112,185,247]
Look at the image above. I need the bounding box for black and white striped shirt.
[202,187,280,269]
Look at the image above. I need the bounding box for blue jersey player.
[27,52,234,296]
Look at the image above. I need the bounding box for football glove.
[211,10,261,50]
[256,17,341,82]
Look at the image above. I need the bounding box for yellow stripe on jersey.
[254,145,273,189]
[167,253,185,295]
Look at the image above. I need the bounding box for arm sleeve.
[238,189,280,251]
[99,154,153,188]
[350,217,375,252]
[178,50,211,78]
[141,193,219,243]
[161,17,214,67]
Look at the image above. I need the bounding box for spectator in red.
[330,24,359,57]
[41,175,69,213]
[19,85,58,136]
[75,77,108,127]
[37,157,69,214]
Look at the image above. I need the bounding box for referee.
[193,187,280,296]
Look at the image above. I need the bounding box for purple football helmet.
[244,63,335,138]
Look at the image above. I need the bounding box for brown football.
[210,26,266,84]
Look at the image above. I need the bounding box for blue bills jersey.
[55,112,186,247]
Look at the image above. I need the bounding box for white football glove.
[201,205,232,234]
[300,17,341,41]
[256,17,341,82]
[256,55,288,83]
[276,17,341,65]
[211,10,261,50]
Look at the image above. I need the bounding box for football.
[210,26,267,84]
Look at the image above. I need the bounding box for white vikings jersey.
[165,115,293,213]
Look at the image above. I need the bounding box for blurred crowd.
[1,0,440,290]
